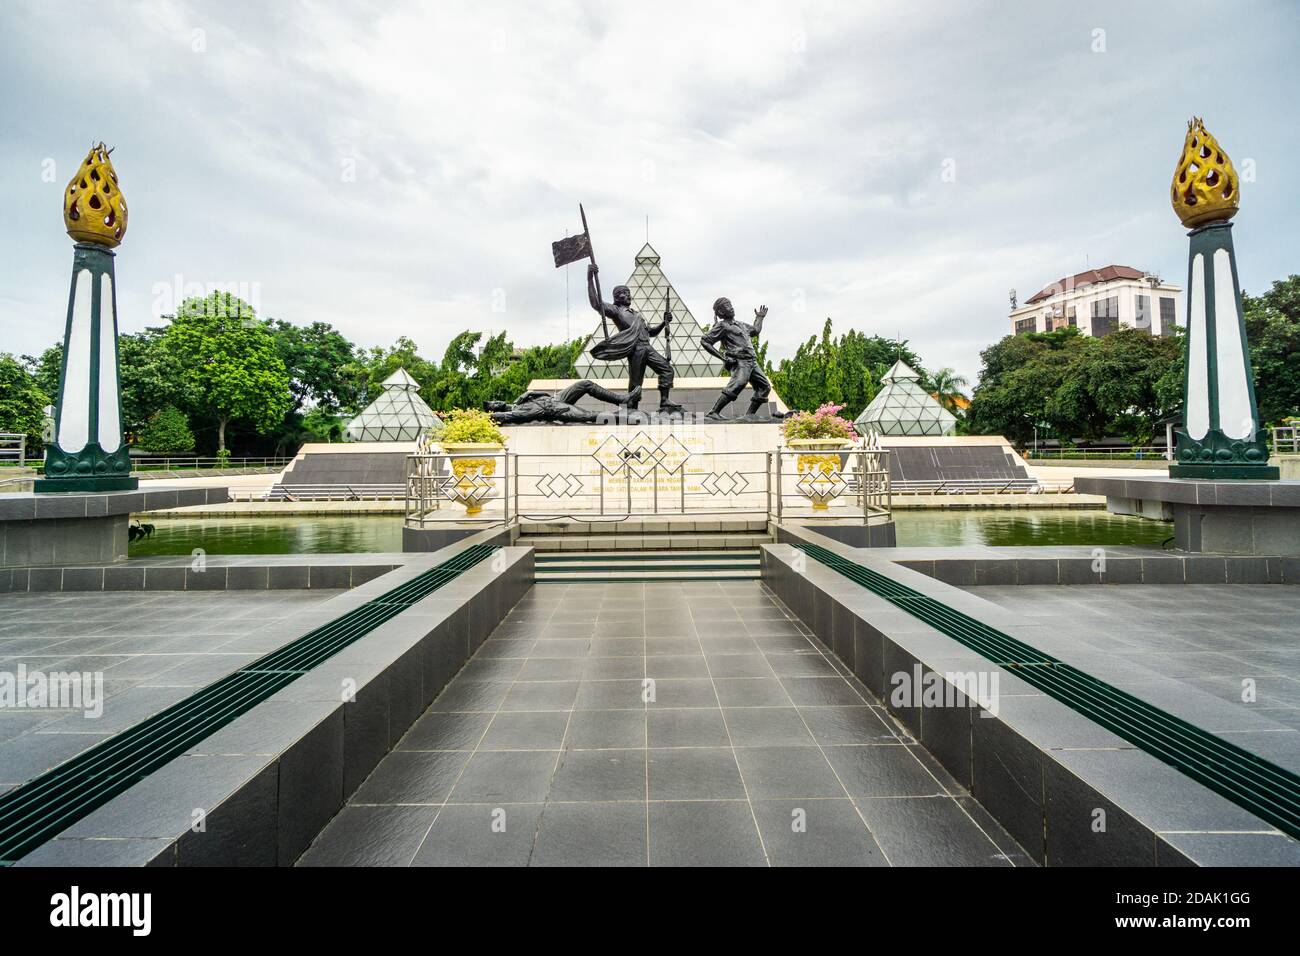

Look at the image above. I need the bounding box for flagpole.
[580,204,610,340]
[665,286,672,364]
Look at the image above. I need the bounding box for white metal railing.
[0,433,25,464]
[1273,426,1299,455]
[890,478,1076,495]
[405,448,892,528]
[231,484,404,502]
[129,456,292,472]
[1024,445,1168,460]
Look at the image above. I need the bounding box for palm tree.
[929,367,970,414]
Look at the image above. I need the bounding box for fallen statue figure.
[485,380,642,425]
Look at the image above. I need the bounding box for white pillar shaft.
[97,272,121,452]
[1213,249,1253,440]
[1185,254,1209,441]
[57,269,93,453]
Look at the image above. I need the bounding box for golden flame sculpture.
[1171,118,1239,228]
[64,143,128,247]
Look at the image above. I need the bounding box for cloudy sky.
[1,0,1297,384]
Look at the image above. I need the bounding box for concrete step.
[520,533,771,552]
[534,549,763,582]
[519,517,769,536]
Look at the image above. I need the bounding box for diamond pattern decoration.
[796,469,847,500]
[536,473,584,499]
[448,471,493,502]
[592,431,692,478]
[575,243,725,380]
[700,471,749,496]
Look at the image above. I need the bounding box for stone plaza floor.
[968,583,1300,771]
[0,589,346,792]
[298,581,1033,867]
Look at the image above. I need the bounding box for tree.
[137,404,195,453]
[966,326,1183,445]
[353,336,438,408]
[769,318,927,417]
[117,329,192,437]
[163,292,292,453]
[272,319,363,415]
[929,367,970,413]
[966,328,1091,443]
[0,354,50,453]
[1243,275,1300,426]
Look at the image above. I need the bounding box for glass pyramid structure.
[344,367,443,442]
[575,243,725,380]
[855,360,957,437]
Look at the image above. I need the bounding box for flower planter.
[439,442,504,515]
[787,438,854,510]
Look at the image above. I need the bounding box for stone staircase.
[519,516,769,582]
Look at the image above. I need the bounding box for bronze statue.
[586,263,684,414]
[486,381,641,425]
[701,299,777,420]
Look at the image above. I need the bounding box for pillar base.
[33,475,139,493]
[1169,463,1280,481]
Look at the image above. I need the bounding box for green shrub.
[440,408,505,445]
[781,402,856,441]
[137,405,195,453]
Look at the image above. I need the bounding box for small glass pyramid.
[575,243,725,380]
[855,360,956,437]
[345,367,443,442]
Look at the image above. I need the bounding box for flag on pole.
[553,204,608,339]
[551,232,592,268]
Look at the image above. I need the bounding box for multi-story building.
[1008,265,1181,338]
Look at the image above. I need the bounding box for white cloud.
[1,0,1297,387]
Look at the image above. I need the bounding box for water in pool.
[892,509,1171,548]
[129,509,1171,555]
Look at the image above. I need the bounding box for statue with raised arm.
[586,262,684,414]
[485,381,642,425]
[700,298,779,420]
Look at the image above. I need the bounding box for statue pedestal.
[1075,475,1300,554]
[0,486,226,569]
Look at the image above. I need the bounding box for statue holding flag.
[552,205,683,415]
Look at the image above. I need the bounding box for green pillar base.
[1171,426,1276,481]
[39,442,135,493]
[1168,462,1279,480]
[33,475,139,493]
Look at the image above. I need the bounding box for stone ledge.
[762,525,1300,866]
[0,485,227,521]
[12,530,533,867]
[0,556,406,593]
[1076,474,1300,508]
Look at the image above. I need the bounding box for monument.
[1167,118,1278,479]
[34,143,137,492]
[487,381,640,425]
[404,208,881,542]
[700,300,778,420]
[0,144,224,568]
[1075,118,1299,552]
[585,262,684,414]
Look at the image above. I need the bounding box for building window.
[1067,306,1077,328]
[1014,317,1036,335]
[1091,295,1119,337]
[1160,297,1177,335]
[1134,294,1152,332]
